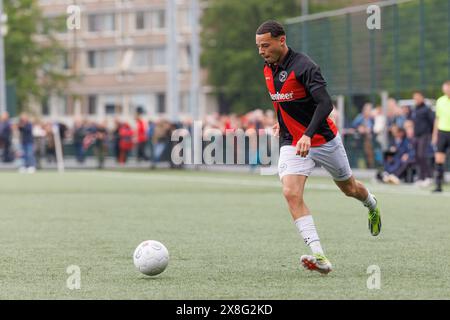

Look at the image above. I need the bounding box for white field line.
[80,171,450,198]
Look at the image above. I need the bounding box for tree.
[201,0,303,114]
[4,0,70,112]
[200,0,358,114]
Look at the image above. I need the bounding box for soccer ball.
[133,240,169,276]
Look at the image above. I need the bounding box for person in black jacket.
[18,113,36,173]
[73,119,87,164]
[0,112,13,162]
[412,91,435,186]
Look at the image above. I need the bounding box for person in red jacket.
[135,107,149,161]
[119,122,134,164]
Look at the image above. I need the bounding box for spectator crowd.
[347,91,436,186]
[0,87,446,189]
[0,107,277,171]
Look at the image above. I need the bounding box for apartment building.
[35,0,218,124]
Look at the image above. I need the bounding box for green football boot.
[300,253,333,275]
[368,198,382,236]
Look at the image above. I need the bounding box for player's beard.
[264,52,280,64]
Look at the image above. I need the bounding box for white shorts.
[278,134,353,181]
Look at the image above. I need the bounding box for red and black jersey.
[263,48,337,147]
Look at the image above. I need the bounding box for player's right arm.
[294,56,332,156]
[272,122,279,137]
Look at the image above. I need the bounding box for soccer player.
[255,20,381,274]
[432,80,450,192]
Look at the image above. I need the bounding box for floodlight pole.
[0,0,7,114]
[167,0,179,122]
[301,0,309,15]
[189,0,200,121]
[381,91,389,151]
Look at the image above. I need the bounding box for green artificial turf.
[0,170,448,299]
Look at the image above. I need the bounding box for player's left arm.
[296,60,333,157]
[304,87,334,138]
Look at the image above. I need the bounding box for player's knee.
[282,187,303,204]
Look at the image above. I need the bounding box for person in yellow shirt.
[432,80,450,192]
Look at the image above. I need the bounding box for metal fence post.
[346,13,353,112]
[419,0,426,90]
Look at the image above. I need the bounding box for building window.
[153,47,166,67]
[88,13,116,32]
[157,93,165,114]
[102,95,121,115]
[135,12,146,30]
[102,50,117,68]
[43,51,71,72]
[58,96,68,116]
[151,10,165,29]
[131,94,152,115]
[178,8,192,29]
[178,46,190,70]
[87,50,117,70]
[38,16,67,35]
[88,51,97,68]
[133,49,150,67]
[61,52,71,70]
[103,14,115,31]
[105,104,116,115]
[88,14,100,32]
[131,47,166,68]
[88,95,97,115]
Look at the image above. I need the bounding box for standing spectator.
[73,119,87,164]
[386,98,403,145]
[372,105,387,166]
[432,81,450,192]
[18,113,36,173]
[32,119,46,170]
[94,122,108,169]
[147,120,156,163]
[0,112,13,163]
[119,122,134,164]
[58,122,68,143]
[412,91,435,186]
[45,122,56,163]
[151,119,171,168]
[400,105,413,121]
[82,121,98,152]
[352,103,375,168]
[113,117,121,162]
[135,108,149,162]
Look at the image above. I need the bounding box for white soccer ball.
[133,240,169,276]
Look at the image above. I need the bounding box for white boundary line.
[81,171,450,198]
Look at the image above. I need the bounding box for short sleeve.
[296,56,327,93]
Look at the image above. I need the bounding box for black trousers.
[137,142,148,161]
[415,134,432,180]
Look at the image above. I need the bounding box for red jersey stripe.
[278,106,328,147]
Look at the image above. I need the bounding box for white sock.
[294,215,324,255]
[363,191,377,210]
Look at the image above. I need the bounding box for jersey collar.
[278,47,293,70]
